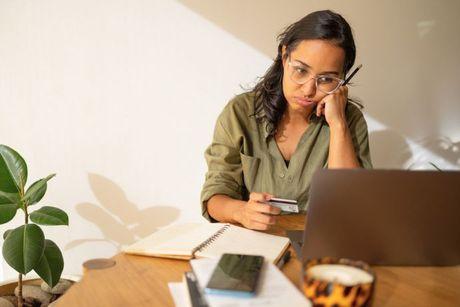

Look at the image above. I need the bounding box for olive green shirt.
[200,92,372,221]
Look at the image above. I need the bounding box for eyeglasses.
[287,60,344,94]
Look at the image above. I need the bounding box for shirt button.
[288,176,293,183]
[279,173,285,178]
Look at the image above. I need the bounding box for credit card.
[266,198,299,213]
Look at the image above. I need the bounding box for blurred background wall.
[1,0,459,280]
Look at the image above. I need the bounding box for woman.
[200,10,372,230]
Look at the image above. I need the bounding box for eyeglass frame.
[286,59,345,94]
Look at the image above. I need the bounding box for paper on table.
[190,258,311,307]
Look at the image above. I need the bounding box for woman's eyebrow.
[293,59,339,76]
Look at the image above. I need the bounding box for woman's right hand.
[233,192,282,230]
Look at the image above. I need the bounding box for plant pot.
[0,275,81,306]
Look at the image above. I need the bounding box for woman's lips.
[294,97,315,107]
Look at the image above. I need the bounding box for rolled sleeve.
[200,117,244,222]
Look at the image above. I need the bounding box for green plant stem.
[428,162,443,171]
[18,182,27,307]
[24,202,28,224]
[18,273,23,307]
[19,202,28,305]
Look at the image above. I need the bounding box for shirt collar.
[256,112,323,142]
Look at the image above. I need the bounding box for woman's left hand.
[315,85,348,129]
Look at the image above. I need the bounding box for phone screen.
[205,253,264,297]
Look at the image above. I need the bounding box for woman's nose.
[300,78,316,97]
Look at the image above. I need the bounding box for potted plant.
[0,144,71,307]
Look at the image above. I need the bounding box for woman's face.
[282,39,345,113]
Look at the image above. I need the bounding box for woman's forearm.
[328,122,360,168]
[207,194,245,223]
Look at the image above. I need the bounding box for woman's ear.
[281,45,287,67]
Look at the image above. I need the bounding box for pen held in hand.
[343,64,363,109]
[343,64,362,86]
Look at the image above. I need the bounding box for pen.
[343,64,362,85]
[276,250,291,269]
[184,271,209,307]
[343,64,363,109]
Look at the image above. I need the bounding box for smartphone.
[205,253,264,297]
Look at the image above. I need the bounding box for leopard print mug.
[302,258,376,307]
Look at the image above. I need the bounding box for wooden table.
[56,215,460,306]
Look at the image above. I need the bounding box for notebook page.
[190,258,310,307]
[123,222,225,257]
[194,225,290,263]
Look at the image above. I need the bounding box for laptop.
[289,169,460,266]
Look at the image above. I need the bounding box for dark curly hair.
[253,10,359,137]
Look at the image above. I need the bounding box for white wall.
[1,0,459,280]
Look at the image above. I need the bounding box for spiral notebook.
[123,223,290,264]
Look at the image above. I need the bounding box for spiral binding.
[192,224,231,256]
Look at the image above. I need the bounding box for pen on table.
[276,250,291,269]
[184,271,209,307]
[343,64,364,109]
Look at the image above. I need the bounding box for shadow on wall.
[369,130,412,169]
[416,136,460,167]
[65,173,180,251]
[370,130,460,169]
